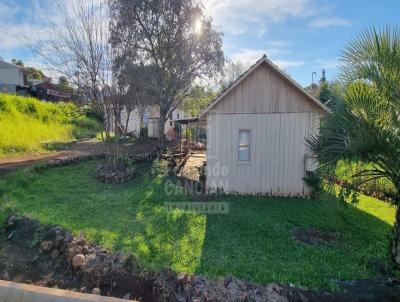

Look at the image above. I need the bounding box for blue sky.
[0,0,398,86]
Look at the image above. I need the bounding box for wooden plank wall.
[214,64,322,114]
[206,112,321,196]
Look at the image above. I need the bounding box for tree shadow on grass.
[2,160,208,273]
[195,193,395,288]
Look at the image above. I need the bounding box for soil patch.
[293,227,338,245]
[0,215,399,301]
[0,138,160,173]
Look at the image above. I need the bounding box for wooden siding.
[211,64,322,115]
[206,112,321,195]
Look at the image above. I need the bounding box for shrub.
[303,171,323,199]
[335,160,396,199]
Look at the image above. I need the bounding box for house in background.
[28,80,72,102]
[199,56,329,196]
[120,105,185,138]
[0,59,29,95]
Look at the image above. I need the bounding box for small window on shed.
[238,130,250,161]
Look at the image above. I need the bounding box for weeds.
[0,93,99,156]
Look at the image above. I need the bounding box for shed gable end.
[212,63,321,114]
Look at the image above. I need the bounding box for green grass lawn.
[0,160,396,289]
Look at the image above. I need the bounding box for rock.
[91,287,101,295]
[224,275,233,287]
[191,275,198,284]
[82,245,89,254]
[236,279,247,291]
[51,226,64,235]
[80,287,88,293]
[266,283,280,293]
[395,255,400,264]
[118,253,135,270]
[227,281,240,291]
[68,245,83,260]
[72,254,86,269]
[240,293,249,302]
[72,236,86,247]
[177,272,191,285]
[51,249,60,259]
[64,232,73,243]
[85,253,98,268]
[54,235,64,249]
[298,293,309,302]
[7,215,18,228]
[41,241,53,252]
[122,293,131,300]
[265,283,288,302]
[227,281,241,299]
[7,231,14,240]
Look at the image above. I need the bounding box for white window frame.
[238,129,251,162]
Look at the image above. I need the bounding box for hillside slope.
[0,94,98,157]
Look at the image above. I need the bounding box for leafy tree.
[182,85,215,117]
[307,26,400,268]
[114,59,157,138]
[317,80,343,109]
[11,59,46,80]
[305,70,343,109]
[109,0,224,146]
[11,59,24,66]
[318,69,330,103]
[26,67,46,80]
[57,76,73,93]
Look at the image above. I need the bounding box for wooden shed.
[199,56,329,196]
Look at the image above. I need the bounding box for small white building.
[120,105,185,139]
[199,56,329,196]
[0,59,29,95]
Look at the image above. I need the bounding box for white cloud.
[230,49,265,64]
[230,48,286,64]
[0,0,56,52]
[229,48,304,69]
[204,0,322,36]
[308,17,351,28]
[0,24,48,50]
[273,59,305,69]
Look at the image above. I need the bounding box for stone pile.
[5,214,306,302]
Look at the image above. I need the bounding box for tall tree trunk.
[158,107,167,150]
[392,204,400,268]
[124,109,132,140]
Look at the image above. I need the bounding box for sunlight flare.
[194,18,202,35]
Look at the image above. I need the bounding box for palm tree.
[308,26,400,267]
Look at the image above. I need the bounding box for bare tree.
[109,0,224,147]
[219,60,248,91]
[33,0,125,169]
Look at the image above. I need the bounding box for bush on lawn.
[335,160,396,199]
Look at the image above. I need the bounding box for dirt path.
[0,138,159,173]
